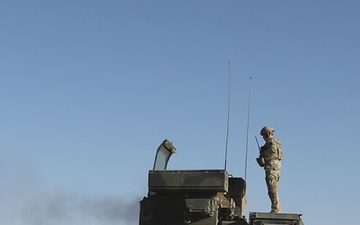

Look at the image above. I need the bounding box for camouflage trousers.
[265,169,281,213]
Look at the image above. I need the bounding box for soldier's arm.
[259,145,265,157]
[267,138,278,160]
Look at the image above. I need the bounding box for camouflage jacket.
[260,137,283,170]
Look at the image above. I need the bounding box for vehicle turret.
[139,139,304,225]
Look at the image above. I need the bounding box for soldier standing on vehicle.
[256,126,283,213]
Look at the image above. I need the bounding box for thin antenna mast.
[224,62,231,170]
[244,76,252,181]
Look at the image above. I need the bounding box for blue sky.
[1,1,359,224]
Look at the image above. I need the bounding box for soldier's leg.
[265,170,280,212]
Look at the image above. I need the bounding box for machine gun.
[139,139,304,225]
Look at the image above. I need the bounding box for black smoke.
[20,194,140,225]
[0,161,141,225]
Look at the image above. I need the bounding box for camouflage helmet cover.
[260,126,274,136]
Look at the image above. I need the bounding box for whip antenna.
[224,62,231,170]
[244,76,252,181]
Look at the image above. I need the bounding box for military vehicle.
[139,139,304,225]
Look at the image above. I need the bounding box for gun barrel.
[255,136,261,150]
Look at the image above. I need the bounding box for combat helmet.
[260,126,274,136]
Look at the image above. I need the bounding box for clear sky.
[1,1,359,224]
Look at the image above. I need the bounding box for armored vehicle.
[139,139,304,225]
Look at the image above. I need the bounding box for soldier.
[256,126,283,213]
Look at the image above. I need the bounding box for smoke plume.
[20,194,140,225]
[0,161,140,225]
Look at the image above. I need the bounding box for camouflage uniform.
[260,137,283,213]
